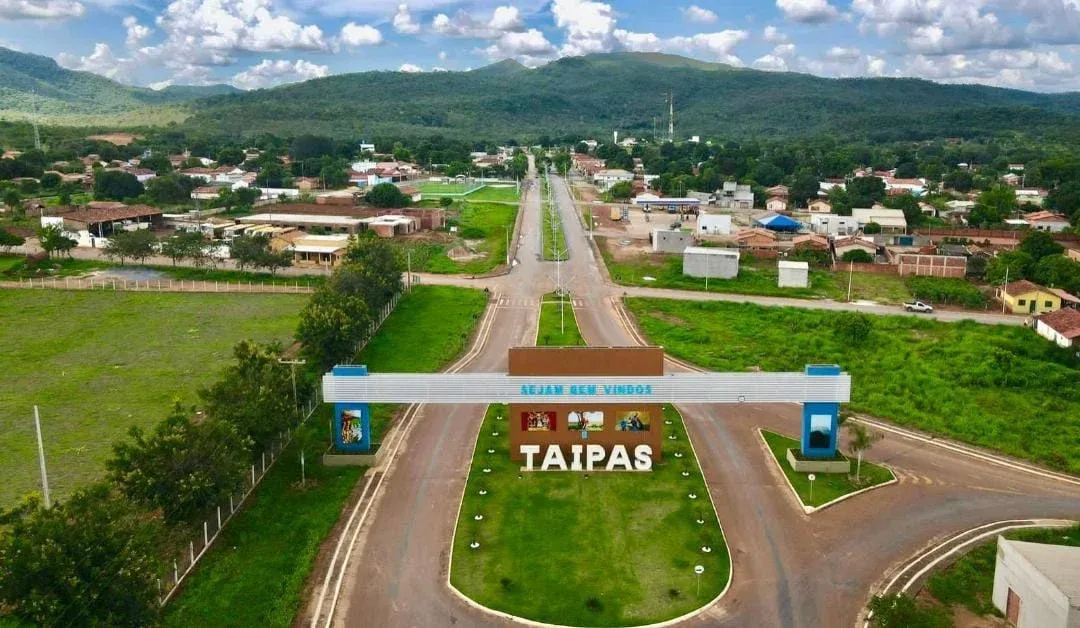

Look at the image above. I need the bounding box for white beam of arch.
[322,372,850,405]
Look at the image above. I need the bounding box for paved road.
[315,168,1079,628]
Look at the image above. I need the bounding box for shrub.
[841,249,874,263]
[906,276,987,308]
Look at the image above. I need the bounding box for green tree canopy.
[200,341,295,451]
[1019,230,1064,262]
[102,229,156,265]
[94,170,144,200]
[146,173,197,205]
[365,182,410,208]
[36,224,76,258]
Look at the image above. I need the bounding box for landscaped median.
[162,285,490,627]
[537,292,585,346]
[759,430,894,511]
[449,404,730,627]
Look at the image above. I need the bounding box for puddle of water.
[90,267,169,281]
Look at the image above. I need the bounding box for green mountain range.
[2,46,1080,142]
[0,47,238,117]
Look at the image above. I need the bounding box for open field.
[625,298,1080,473]
[450,404,729,626]
[0,290,306,505]
[760,430,894,508]
[418,181,482,196]
[465,185,520,202]
[537,292,585,346]
[400,201,516,275]
[0,254,325,287]
[164,285,489,627]
[598,237,915,303]
[923,523,1080,620]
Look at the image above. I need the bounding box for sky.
[1,0,1080,92]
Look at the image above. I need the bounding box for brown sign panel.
[508,347,664,464]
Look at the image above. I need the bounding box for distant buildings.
[714,181,754,209]
[997,280,1063,315]
[1024,211,1070,233]
[651,229,692,253]
[594,169,634,191]
[852,207,907,234]
[696,213,732,236]
[683,247,739,279]
[1036,308,1080,348]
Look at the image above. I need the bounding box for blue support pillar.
[333,365,372,453]
[801,364,841,458]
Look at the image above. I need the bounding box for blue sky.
[1,0,1079,92]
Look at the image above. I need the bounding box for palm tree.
[846,422,882,483]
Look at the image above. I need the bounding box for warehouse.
[992,536,1080,628]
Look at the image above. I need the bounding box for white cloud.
[866,55,887,75]
[483,28,556,65]
[753,42,796,71]
[339,22,383,47]
[57,42,134,81]
[231,58,328,90]
[122,15,150,48]
[552,0,617,56]
[776,0,840,23]
[825,45,860,61]
[432,5,524,38]
[392,3,420,34]
[667,30,749,63]
[682,4,718,23]
[0,0,84,20]
[399,62,423,72]
[853,0,1020,54]
[438,50,447,61]
[148,79,173,90]
[762,25,788,43]
[1020,0,1080,45]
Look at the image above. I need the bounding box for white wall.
[1036,320,1075,349]
[992,538,1073,628]
[698,214,731,235]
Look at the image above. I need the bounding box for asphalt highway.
[308,165,1080,628]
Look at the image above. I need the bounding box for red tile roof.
[63,205,161,224]
[1037,308,1080,339]
[1001,279,1047,297]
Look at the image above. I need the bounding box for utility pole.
[1001,266,1009,314]
[668,92,675,143]
[34,406,51,508]
[847,260,854,302]
[277,358,307,422]
[31,89,42,151]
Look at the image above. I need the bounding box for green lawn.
[625,298,1080,473]
[598,237,914,303]
[163,285,490,627]
[466,185,520,202]
[418,181,481,196]
[925,523,1080,618]
[399,201,516,275]
[537,292,585,346]
[0,290,306,505]
[451,404,730,626]
[760,430,894,508]
[0,254,324,287]
[542,179,566,261]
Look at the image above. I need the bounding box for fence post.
[229,495,234,514]
[203,521,209,546]
[174,560,179,584]
[217,506,222,530]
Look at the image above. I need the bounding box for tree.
[970,185,1017,226]
[1046,180,1080,222]
[841,249,874,263]
[943,169,974,192]
[832,312,873,345]
[574,141,589,154]
[257,248,293,276]
[290,135,334,161]
[847,176,885,207]
[966,254,987,279]
[94,170,144,200]
[1019,230,1064,262]
[365,182,410,208]
[255,162,286,188]
[36,224,76,259]
[3,189,21,219]
[139,153,173,175]
[296,288,374,368]
[885,193,923,228]
[845,422,882,483]
[1033,255,1080,294]
[750,161,783,187]
[340,236,404,312]
[986,249,1034,285]
[39,172,61,189]
[160,230,207,265]
[0,227,25,252]
[230,234,271,271]
[108,403,250,525]
[0,484,162,627]
[789,173,820,208]
[608,181,633,200]
[320,164,348,189]
[439,196,453,208]
[146,173,197,205]
[216,147,245,166]
[828,186,853,216]
[893,162,918,178]
[56,182,75,205]
[102,229,156,265]
[863,221,882,234]
[200,341,295,451]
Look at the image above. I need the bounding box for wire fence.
[4,276,317,294]
[157,285,407,605]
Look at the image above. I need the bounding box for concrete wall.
[652,229,692,253]
[992,538,1074,628]
[778,263,809,288]
[697,214,731,235]
[1036,319,1075,349]
[683,249,739,278]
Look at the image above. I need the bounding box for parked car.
[904,301,935,313]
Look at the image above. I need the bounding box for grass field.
[597,237,914,303]
[418,181,481,196]
[450,404,730,626]
[163,285,490,627]
[399,201,517,275]
[760,430,894,508]
[466,185,520,202]
[0,290,306,505]
[0,255,324,287]
[537,292,585,346]
[625,298,1080,473]
[925,523,1080,618]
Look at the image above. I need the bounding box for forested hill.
[184,52,1080,142]
[0,47,238,117]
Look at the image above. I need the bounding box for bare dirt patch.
[606,238,653,262]
[87,133,143,145]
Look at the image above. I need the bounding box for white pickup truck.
[903,300,935,313]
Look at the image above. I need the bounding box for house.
[284,234,352,267]
[896,254,967,278]
[753,212,801,232]
[651,229,692,254]
[1001,172,1022,186]
[918,202,937,217]
[834,236,877,259]
[883,177,926,196]
[1035,308,1080,348]
[1008,163,1025,172]
[735,228,778,248]
[991,536,1080,628]
[810,213,859,236]
[632,194,701,213]
[778,260,809,288]
[594,169,634,191]
[294,176,321,191]
[1068,248,1080,263]
[682,247,739,279]
[714,181,754,209]
[766,195,789,213]
[127,168,157,183]
[359,214,419,238]
[1050,289,1080,310]
[792,234,830,252]
[808,199,832,213]
[238,213,364,235]
[1016,189,1049,207]
[852,207,907,234]
[696,213,732,236]
[1025,211,1071,233]
[997,280,1062,315]
[766,185,789,199]
[396,184,423,203]
[55,205,163,246]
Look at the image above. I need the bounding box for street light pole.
[277,358,307,422]
[33,406,51,508]
[847,260,854,302]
